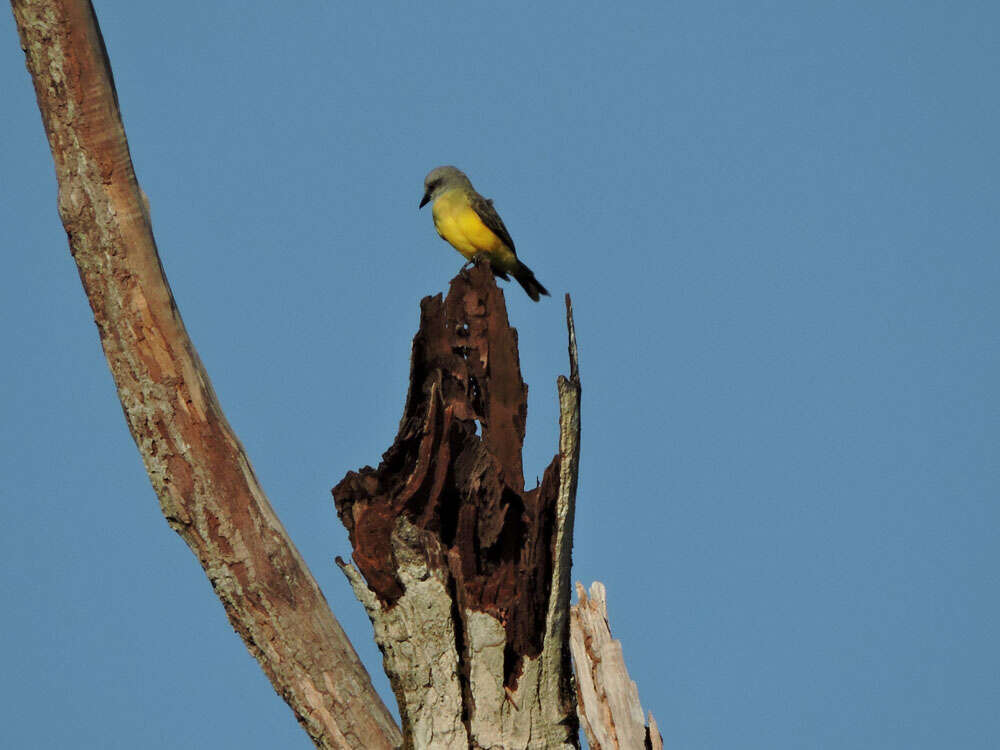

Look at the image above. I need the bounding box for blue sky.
[2,2,998,748]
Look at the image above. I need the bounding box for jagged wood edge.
[338,294,583,749]
[539,294,582,728]
[570,582,663,750]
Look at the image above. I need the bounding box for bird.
[419,166,549,301]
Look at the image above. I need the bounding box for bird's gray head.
[419,165,471,208]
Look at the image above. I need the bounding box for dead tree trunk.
[13,2,660,748]
[333,264,582,749]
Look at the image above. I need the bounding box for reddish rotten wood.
[335,262,560,687]
[333,264,580,748]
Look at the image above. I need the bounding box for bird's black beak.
[419,191,430,209]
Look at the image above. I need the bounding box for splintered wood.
[570,582,663,750]
[334,264,582,749]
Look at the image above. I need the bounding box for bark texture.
[334,265,582,749]
[10,2,402,747]
[570,582,663,750]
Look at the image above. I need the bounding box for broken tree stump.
[333,263,582,749]
[570,582,663,750]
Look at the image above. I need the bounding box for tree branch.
[9,1,402,747]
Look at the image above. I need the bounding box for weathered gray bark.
[9,2,402,747]
[570,582,663,750]
[334,267,582,749]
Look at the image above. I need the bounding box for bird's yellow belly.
[432,192,516,271]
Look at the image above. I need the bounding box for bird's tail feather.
[512,261,550,302]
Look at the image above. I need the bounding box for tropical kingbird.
[419,166,549,301]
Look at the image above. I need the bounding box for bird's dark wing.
[471,194,517,254]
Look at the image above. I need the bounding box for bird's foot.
[461,253,490,272]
